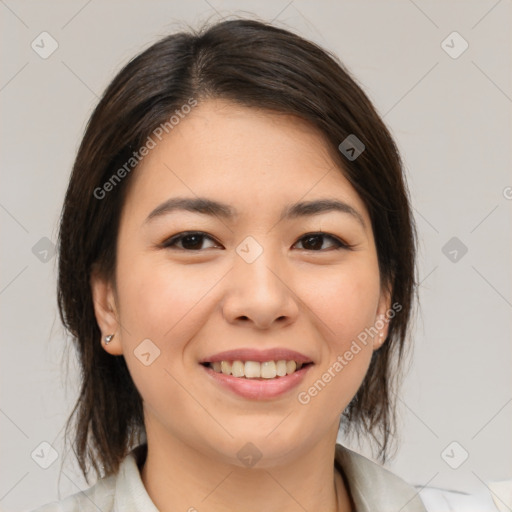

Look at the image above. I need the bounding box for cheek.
[114,254,229,363]
[303,262,381,345]
[117,256,204,333]
[113,255,219,409]
[295,262,380,409]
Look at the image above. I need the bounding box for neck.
[138,433,353,512]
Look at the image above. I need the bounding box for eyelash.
[160,231,353,252]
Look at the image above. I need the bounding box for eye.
[294,232,351,251]
[160,231,352,252]
[161,231,222,251]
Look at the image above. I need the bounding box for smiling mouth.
[200,360,314,379]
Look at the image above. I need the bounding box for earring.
[104,334,115,345]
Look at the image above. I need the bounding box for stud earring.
[104,334,115,345]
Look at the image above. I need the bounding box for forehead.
[122,99,370,225]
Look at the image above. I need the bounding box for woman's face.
[93,99,390,467]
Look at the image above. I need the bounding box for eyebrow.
[145,197,366,229]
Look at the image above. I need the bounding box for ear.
[90,267,123,356]
[373,283,392,351]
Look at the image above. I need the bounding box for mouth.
[200,360,314,379]
[198,348,315,399]
[199,356,314,400]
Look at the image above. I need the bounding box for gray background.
[1,1,511,510]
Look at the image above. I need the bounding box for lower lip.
[201,364,313,400]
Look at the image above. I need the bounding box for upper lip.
[199,348,314,364]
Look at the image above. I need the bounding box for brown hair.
[58,18,417,483]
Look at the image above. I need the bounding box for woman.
[32,18,425,511]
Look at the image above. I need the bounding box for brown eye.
[162,232,221,251]
[294,233,349,251]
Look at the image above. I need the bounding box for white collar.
[335,444,426,511]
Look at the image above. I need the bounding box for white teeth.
[220,361,231,375]
[261,361,276,379]
[244,361,261,378]
[207,359,308,379]
[286,360,297,374]
[231,361,244,377]
[276,360,287,377]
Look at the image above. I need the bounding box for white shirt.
[30,443,429,511]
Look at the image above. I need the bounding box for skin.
[91,99,391,512]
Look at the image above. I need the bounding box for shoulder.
[335,443,427,512]
[29,444,157,512]
[28,473,117,512]
[419,485,505,511]
[335,445,507,512]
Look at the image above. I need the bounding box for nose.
[221,246,300,330]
